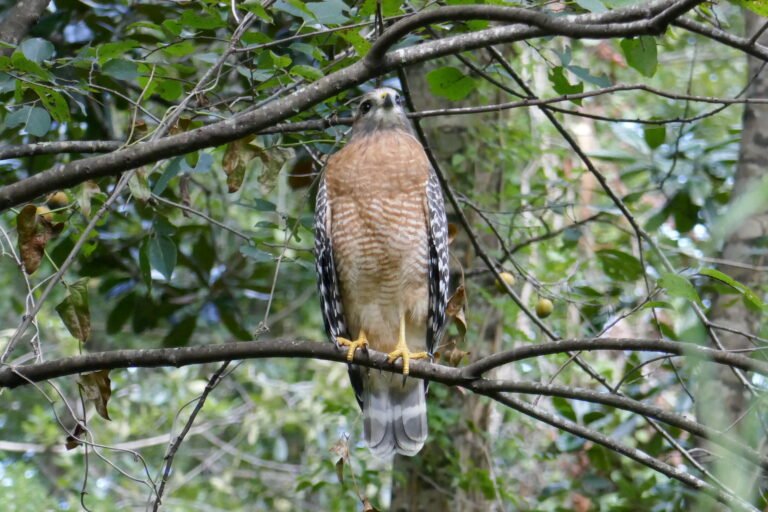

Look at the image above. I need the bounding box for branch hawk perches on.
[314,87,450,458]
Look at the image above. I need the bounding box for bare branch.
[3,337,767,390]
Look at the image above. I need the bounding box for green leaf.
[152,157,184,195]
[244,3,274,23]
[181,10,226,30]
[5,106,31,128]
[596,249,643,282]
[268,51,292,69]
[306,0,348,24]
[426,67,477,101]
[103,59,139,80]
[163,314,198,347]
[641,300,674,310]
[339,30,370,56]
[552,396,577,422]
[658,272,702,305]
[96,40,140,64]
[106,292,136,334]
[218,302,252,340]
[274,0,317,22]
[620,36,658,77]
[182,152,214,173]
[10,51,51,79]
[567,65,611,88]
[669,192,699,233]
[149,235,177,280]
[139,238,152,292]
[153,216,176,236]
[698,268,767,311]
[156,79,183,101]
[162,40,197,57]
[245,198,277,212]
[20,38,54,63]
[548,66,583,104]
[55,279,91,342]
[644,123,666,149]
[28,84,69,122]
[290,64,323,81]
[25,107,51,136]
[240,246,274,262]
[730,0,768,16]
[0,72,15,93]
[360,0,401,16]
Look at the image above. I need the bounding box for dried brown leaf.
[362,497,380,512]
[169,117,192,136]
[446,285,467,336]
[447,223,459,245]
[329,436,349,459]
[65,423,86,450]
[335,457,345,485]
[222,137,261,193]
[440,336,470,367]
[257,146,294,191]
[78,369,112,420]
[56,279,91,342]
[180,174,191,213]
[17,204,64,274]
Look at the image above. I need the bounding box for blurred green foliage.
[0,0,765,510]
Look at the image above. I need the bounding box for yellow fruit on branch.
[535,298,554,318]
[36,205,53,222]
[47,191,69,208]
[496,271,516,291]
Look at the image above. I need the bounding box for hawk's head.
[351,87,412,136]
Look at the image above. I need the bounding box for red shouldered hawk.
[314,87,450,458]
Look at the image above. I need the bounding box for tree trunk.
[704,10,768,426]
[695,9,768,501]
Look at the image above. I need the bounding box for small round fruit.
[535,298,554,318]
[496,271,516,290]
[47,191,69,208]
[36,205,53,222]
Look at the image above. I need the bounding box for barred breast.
[325,130,431,353]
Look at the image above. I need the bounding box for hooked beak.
[381,93,394,109]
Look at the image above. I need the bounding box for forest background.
[1,0,768,511]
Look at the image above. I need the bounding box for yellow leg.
[337,330,368,361]
[386,314,428,375]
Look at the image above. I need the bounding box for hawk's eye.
[360,100,373,114]
[395,94,403,106]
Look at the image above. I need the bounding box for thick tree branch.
[0,140,124,160]
[367,1,701,63]
[0,0,50,56]
[3,337,766,391]
[0,0,700,211]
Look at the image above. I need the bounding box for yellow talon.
[337,330,368,361]
[386,315,428,375]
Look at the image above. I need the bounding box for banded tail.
[363,371,427,458]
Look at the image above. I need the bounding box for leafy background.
[1,1,767,511]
